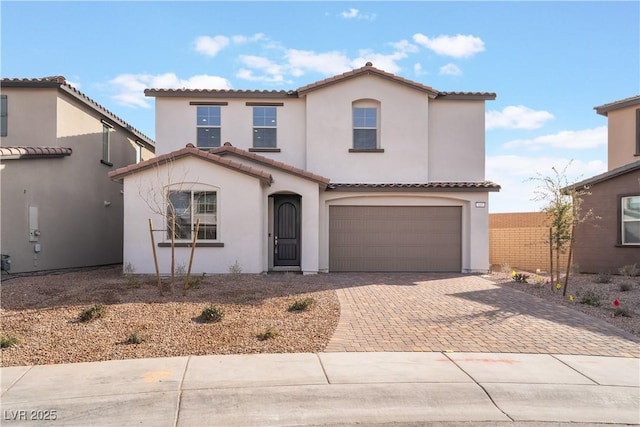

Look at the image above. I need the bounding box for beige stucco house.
[0,76,155,273]
[569,95,640,273]
[110,64,499,275]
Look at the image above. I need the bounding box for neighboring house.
[110,63,499,275]
[0,76,155,273]
[569,95,640,273]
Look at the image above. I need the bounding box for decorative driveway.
[324,274,640,357]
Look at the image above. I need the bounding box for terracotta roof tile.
[1,77,155,148]
[109,145,272,185]
[144,88,296,99]
[327,182,501,192]
[210,145,331,188]
[0,146,72,159]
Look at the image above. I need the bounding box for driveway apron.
[324,274,640,357]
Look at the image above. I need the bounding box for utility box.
[1,254,11,272]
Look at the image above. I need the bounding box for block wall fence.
[489,212,570,274]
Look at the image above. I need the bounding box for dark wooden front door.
[274,196,301,266]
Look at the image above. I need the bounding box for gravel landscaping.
[1,265,638,367]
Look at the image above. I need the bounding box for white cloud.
[414,63,426,76]
[413,33,485,58]
[231,33,265,44]
[109,73,232,108]
[194,35,230,57]
[486,105,555,130]
[340,8,376,20]
[503,126,607,150]
[391,40,419,54]
[486,155,607,213]
[286,49,352,76]
[439,63,462,76]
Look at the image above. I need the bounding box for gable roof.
[567,159,640,190]
[144,63,495,101]
[594,95,640,116]
[1,76,155,150]
[0,146,73,160]
[210,144,330,188]
[108,144,272,185]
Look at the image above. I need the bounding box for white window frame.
[165,185,219,242]
[101,121,113,166]
[621,195,640,245]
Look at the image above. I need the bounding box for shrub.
[200,305,224,323]
[126,331,145,344]
[512,273,529,283]
[619,282,633,292]
[288,297,315,312]
[594,272,612,284]
[579,291,603,307]
[619,264,639,277]
[500,262,512,274]
[257,327,279,341]
[228,260,242,281]
[78,303,106,322]
[0,335,20,349]
[614,306,632,318]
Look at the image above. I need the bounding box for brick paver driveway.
[324,274,640,357]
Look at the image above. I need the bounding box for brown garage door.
[329,206,461,272]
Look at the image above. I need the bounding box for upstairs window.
[167,190,217,241]
[197,106,221,148]
[352,103,379,150]
[101,121,113,166]
[622,195,640,245]
[252,106,277,148]
[0,95,7,137]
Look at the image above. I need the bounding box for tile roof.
[210,143,330,188]
[565,160,640,190]
[0,146,72,159]
[108,144,272,185]
[327,182,501,192]
[144,63,495,101]
[594,95,640,116]
[1,77,155,149]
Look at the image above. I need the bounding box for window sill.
[249,148,281,153]
[100,160,113,167]
[158,242,224,248]
[615,243,640,248]
[349,148,384,153]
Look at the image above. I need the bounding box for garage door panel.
[329,206,461,272]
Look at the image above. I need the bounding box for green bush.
[619,282,633,292]
[257,327,279,341]
[0,335,20,349]
[126,331,145,344]
[78,303,106,322]
[614,306,632,318]
[594,272,612,284]
[579,291,603,307]
[288,297,315,312]
[200,305,224,323]
[619,264,639,277]
[513,273,529,283]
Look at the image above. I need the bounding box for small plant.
[126,331,145,344]
[594,272,612,284]
[570,263,580,274]
[175,263,187,276]
[619,264,639,277]
[614,306,632,318]
[534,275,543,285]
[500,262,512,274]
[257,327,279,341]
[200,305,224,323]
[288,297,315,312]
[0,334,20,349]
[228,260,242,281]
[123,262,140,287]
[78,303,106,322]
[579,290,603,307]
[619,282,633,292]
[512,273,529,283]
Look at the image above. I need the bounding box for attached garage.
[329,205,462,272]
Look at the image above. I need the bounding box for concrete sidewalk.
[1,352,639,426]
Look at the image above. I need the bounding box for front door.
[273,195,301,267]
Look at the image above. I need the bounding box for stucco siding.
[305,74,430,183]
[607,105,639,170]
[0,88,57,146]
[428,100,486,182]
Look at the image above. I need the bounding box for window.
[353,107,377,149]
[101,122,113,165]
[0,95,7,137]
[167,190,217,241]
[196,106,221,148]
[622,195,640,245]
[135,142,143,164]
[252,106,277,148]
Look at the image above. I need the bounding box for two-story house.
[568,95,640,273]
[110,63,499,274]
[0,76,155,273]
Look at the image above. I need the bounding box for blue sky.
[2,1,638,213]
